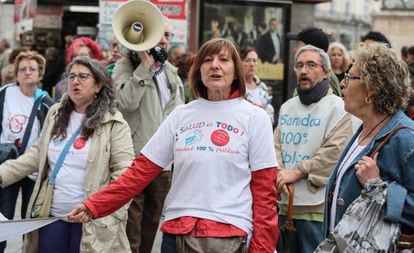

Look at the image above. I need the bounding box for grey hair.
[51,56,116,140]
[295,44,331,72]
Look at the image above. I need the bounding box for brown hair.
[176,52,196,80]
[240,47,257,61]
[189,38,246,99]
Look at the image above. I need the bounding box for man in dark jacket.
[256,18,283,64]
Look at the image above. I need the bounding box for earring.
[94,94,98,99]
[365,96,372,104]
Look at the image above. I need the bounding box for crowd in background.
[0,19,413,253]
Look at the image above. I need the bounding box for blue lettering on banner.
[280,114,321,127]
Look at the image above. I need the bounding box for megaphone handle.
[149,47,167,64]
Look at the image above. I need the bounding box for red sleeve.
[84,154,163,218]
[249,167,279,253]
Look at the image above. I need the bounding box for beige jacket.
[113,58,184,154]
[0,103,135,253]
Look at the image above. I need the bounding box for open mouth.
[210,74,222,78]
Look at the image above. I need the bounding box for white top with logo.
[48,111,91,217]
[142,98,277,236]
[0,85,39,151]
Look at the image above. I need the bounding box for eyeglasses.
[18,67,39,73]
[68,72,94,82]
[164,32,175,42]
[343,72,361,86]
[293,62,323,71]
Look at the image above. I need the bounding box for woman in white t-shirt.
[0,56,134,253]
[0,51,54,253]
[241,47,275,125]
[69,38,279,253]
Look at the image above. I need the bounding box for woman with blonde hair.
[0,51,54,253]
[328,42,351,82]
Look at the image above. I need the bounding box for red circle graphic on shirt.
[73,137,86,150]
[210,129,230,146]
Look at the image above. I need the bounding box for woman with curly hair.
[0,56,134,253]
[322,43,414,249]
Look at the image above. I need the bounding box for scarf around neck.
[297,78,330,105]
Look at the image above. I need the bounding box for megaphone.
[112,0,165,52]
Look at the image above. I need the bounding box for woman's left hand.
[354,153,380,185]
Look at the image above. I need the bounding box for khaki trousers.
[126,171,171,253]
[176,235,247,253]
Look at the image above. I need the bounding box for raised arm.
[112,54,155,112]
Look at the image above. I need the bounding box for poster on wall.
[14,0,37,35]
[99,0,124,52]
[200,1,287,80]
[151,0,187,45]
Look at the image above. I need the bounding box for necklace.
[339,114,390,172]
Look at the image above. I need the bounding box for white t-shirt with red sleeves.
[141,97,278,236]
[47,111,91,217]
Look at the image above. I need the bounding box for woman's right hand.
[67,204,93,223]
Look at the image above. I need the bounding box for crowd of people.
[0,14,413,253]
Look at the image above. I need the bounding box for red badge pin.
[210,129,230,146]
[73,137,86,150]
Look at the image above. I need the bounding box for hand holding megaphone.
[137,51,155,69]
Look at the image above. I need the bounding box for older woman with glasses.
[321,43,414,250]
[0,56,135,253]
[0,51,54,253]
